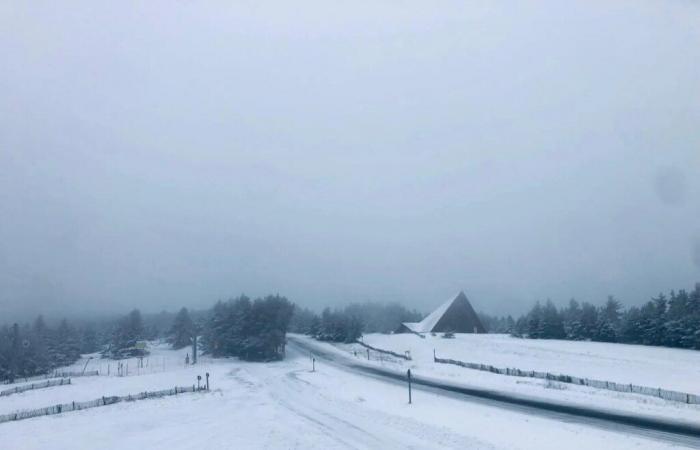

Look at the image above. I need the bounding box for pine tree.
[80,325,99,354]
[169,307,195,349]
[540,300,565,339]
[595,296,621,342]
[562,299,584,340]
[107,309,146,358]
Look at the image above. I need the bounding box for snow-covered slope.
[357,333,700,394]
[333,333,700,424]
[2,339,693,449]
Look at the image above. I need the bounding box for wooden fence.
[2,370,98,386]
[355,341,412,360]
[0,385,207,425]
[54,370,98,378]
[0,378,71,397]
[433,354,700,405]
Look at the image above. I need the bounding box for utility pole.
[192,335,198,364]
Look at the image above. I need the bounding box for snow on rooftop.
[402,293,461,333]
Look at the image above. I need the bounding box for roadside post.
[312,357,316,372]
[407,369,412,404]
[206,372,210,390]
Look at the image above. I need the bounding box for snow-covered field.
[335,333,700,423]
[1,339,697,449]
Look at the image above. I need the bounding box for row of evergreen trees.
[290,302,423,343]
[101,298,294,362]
[0,317,98,383]
[102,309,149,359]
[201,295,294,361]
[512,285,700,349]
[1,293,298,381]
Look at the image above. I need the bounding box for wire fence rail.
[355,341,412,360]
[54,370,99,378]
[433,353,700,405]
[0,378,71,397]
[2,370,99,386]
[0,385,208,425]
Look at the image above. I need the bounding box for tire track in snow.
[239,354,496,450]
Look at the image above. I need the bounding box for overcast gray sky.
[1,0,699,321]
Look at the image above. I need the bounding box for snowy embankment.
[332,333,700,423]
[1,337,697,450]
[0,342,214,416]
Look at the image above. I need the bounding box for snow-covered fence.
[52,370,99,378]
[433,354,700,405]
[0,385,207,425]
[0,378,71,397]
[355,341,412,360]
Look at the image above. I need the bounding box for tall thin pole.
[192,335,198,364]
[407,369,412,404]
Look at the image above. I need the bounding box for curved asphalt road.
[288,336,700,448]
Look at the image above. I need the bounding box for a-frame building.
[396,291,486,334]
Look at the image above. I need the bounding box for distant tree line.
[478,314,516,334]
[290,302,424,343]
[0,293,296,381]
[104,295,295,362]
[508,284,700,349]
[0,317,97,383]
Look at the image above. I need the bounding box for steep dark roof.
[399,291,486,333]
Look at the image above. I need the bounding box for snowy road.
[288,335,700,448]
[3,340,699,449]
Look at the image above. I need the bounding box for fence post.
[407,369,412,404]
[206,372,210,390]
